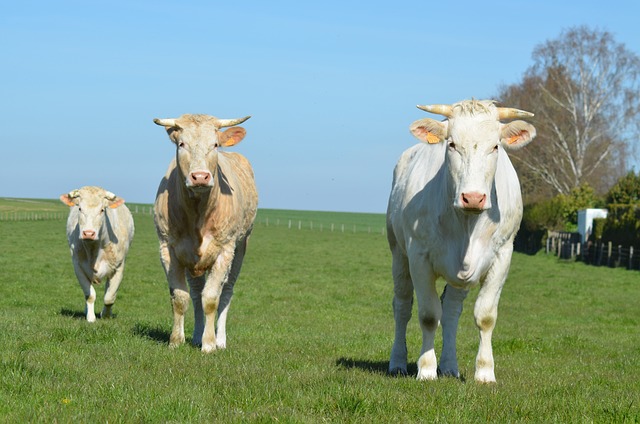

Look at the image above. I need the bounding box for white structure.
[577,209,608,243]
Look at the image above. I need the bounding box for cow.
[60,186,135,322]
[153,113,258,353]
[386,99,536,382]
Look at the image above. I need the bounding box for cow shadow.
[59,307,87,320]
[132,322,171,345]
[335,357,418,378]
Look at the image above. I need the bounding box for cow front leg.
[473,250,511,383]
[216,237,248,350]
[161,244,189,348]
[410,257,440,380]
[73,264,97,322]
[439,284,469,378]
[201,247,235,353]
[389,250,413,376]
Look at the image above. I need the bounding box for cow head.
[154,114,250,193]
[409,100,536,213]
[60,186,125,241]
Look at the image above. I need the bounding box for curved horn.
[153,118,179,128]
[497,107,534,120]
[104,191,117,201]
[215,116,251,128]
[416,104,454,117]
[68,189,80,199]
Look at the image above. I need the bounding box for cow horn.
[417,104,454,117]
[153,118,180,128]
[215,116,251,128]
[68,189,80,199]
[497,107,534,120]
[104,191,117,201]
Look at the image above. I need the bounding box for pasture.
[0,200,639,422]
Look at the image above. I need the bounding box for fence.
[0,209,387,235]
[546,231,640,271]
[254,216,386,235]
[0,205,155,222]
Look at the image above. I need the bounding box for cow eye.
[493,144,499,152]
[448,141,456,150]
[178,142,185,148]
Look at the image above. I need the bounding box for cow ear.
[107,197,125,209]
[219,127,247,147]
[60,194,77,207]
[410,118,447,144]
[500,120,536,150]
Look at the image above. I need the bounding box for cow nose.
[81,230,96,239]
[461,192,486,210]
[190,171,212,186]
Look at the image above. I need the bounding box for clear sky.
[2,1,639,213]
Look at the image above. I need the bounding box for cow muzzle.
[459,192,487,213]
[81,229,97,240]
[188,171,213,189]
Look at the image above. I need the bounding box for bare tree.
[497,26,640,201]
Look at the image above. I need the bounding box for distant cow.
[60,186,135,322]
[386,99,536,382]
[153,114,258,353]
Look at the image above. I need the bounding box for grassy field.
[0,201,639,422]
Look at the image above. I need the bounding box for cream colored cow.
[153,114,258,353]
[60,186,135,322]
[387,100,536,382]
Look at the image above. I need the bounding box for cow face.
[154,114,250,193]
[410,100,536,213]
[60,187,124,241]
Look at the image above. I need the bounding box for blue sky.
[2,1,639,213]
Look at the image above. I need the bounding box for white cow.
[60,186,135,322]
[386,99,536,382]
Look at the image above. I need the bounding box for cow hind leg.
[187,274,206,347]
[439,284,469,378]
[389,250,413,376]
[410,258,440,381]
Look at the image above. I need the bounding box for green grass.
[0,203,639,422]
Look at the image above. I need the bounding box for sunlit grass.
[0,211,639,422]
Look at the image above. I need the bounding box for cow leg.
[473,249,511,383]
[216,237,248,350]
[409,256,440,380]
[389,250,413,376]
[187,274,206,347]
[439,284,469,378]
[72,264,96,322]
[200,246,235,353]
[101,264,125,319]
[160,243,189,348]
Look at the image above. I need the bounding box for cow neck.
[177,171,222,242]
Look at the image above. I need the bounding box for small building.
[577,209,608,243]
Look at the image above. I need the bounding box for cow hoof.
[201,343,217,353]
[438,367,461,379]
[388,367,408,377]
[417,367,438,381]
[474,369,496,383]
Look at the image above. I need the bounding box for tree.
[497,26,640,203]
[606,170,640,205]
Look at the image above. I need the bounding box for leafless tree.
[497,26,640,202]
